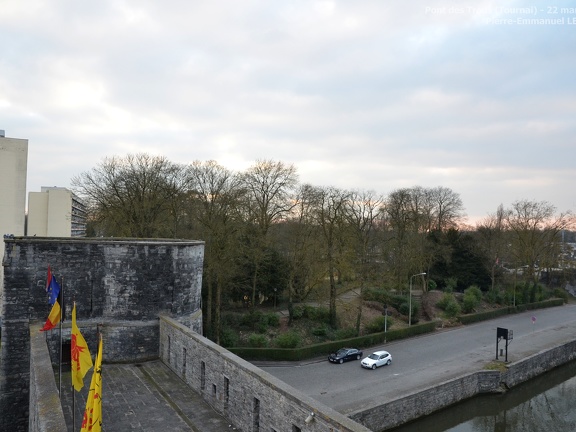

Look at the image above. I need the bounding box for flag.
[71,303,93,391]
[82,335,103,432]
[39,301,61,331]
[45,265,52,292]
[47,275,61,305]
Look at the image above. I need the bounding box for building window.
[201,361,206,390]
[224,376,230,408]
[167,336,171,364]
[182,347,187,377]
[253,397,260,432]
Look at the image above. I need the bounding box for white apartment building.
[0,130,29,306]
[27,187,87,237]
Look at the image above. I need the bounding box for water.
[390,360,576,432]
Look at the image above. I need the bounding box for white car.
[361,350,392,370]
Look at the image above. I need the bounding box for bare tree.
[505,200,574,284]
[429,186,466,231]
[274,184,325,323]
[345,189,384,333]
[185,160,245,342]
[240,160,299,308]
[310,186,351,328]
[72,153,188,238]
[476,204,507,291]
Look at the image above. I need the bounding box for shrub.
[398,301,419,324]
[445,277,458,293]
[275,331,301,348]
[221,312,243,328]
[553,288,568,303]
[462,294,478,314]
[260,312,280,327]
[333,327,358,340]
[364,316,394,334]
[291,306,305,320]
[437,292,461,318]
[362,288,390,303]
[219,327,239,348]
[241,310,263,328]
[398,301,409,316]
[312,325,329,336]
[247,333,268,348]
[462,286,482,313]
[307,306,330,323]
[465,285,483,301]
[444,299,461,317]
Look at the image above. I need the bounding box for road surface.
[259,304,576,414]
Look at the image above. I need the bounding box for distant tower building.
[0,130,28,237]
[27,187,87,237]
[0,130,29,297]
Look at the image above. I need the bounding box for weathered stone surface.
[1,237,204,432]
[160,315,372,432]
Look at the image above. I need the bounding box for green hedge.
[228,321,438,361]
[230,299,564,361]
[458,298,564,325]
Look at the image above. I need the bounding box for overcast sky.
[2,0,575,223]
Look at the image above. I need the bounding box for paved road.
[259,304,576,415]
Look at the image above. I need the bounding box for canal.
[390,359,576,432]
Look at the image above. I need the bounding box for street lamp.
[409,272,426,326]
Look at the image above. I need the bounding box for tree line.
[72,153,575,342]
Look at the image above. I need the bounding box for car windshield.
[368,354,379,360]
[336,349,348,356]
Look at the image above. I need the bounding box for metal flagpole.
[58,276,64,397]
[72,298,76,431]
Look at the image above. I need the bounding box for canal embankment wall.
[348,338,576,431]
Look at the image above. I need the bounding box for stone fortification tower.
[0,236,204,431]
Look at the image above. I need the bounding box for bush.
[553,288,568,303]
[219,327,239,348]
[275,331,301,348]
[462,286,482,314]
[312,325,329,336]
[364,316,394,334]
[247,333,268,348]
[307,306,330,323]
[444,300,461,317]
[465,285,483,301]
[462,294,478,314]
[445,277,458,293]
[399,301,419,324]
[437,292,461,318]
[291,306,305,320]
[260,312,280,327]
[241,310,263,328]
[333,327,358,340]
[221,312,243,328]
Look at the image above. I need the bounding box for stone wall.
[502,339,576,388]
[159,315,372,432]
[0,236,204,432]
[349,370,502,431]
[29,323,67,432]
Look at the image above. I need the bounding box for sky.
[2,0,575,224]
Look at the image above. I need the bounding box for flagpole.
[72,298,76,432]
[58,276,64,398]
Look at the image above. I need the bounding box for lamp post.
[409,272,426,326]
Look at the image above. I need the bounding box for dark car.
[328,347,363,364]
